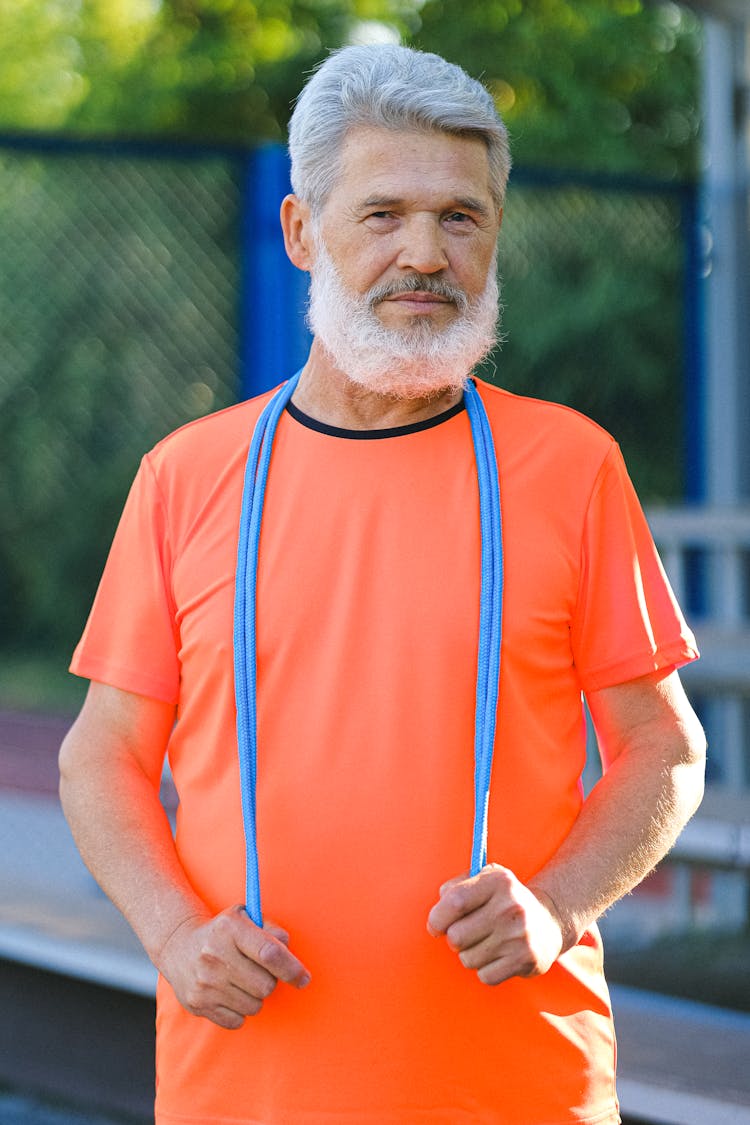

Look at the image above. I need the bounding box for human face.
[315,126,502,334]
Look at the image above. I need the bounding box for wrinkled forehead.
[320,125,496,213]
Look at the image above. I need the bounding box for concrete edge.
[0,926,156,996]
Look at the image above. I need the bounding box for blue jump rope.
[233,372,503,926]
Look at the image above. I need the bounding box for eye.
[444,211,474,227]
[364,210,399,231]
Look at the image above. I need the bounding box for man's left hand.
[426,864,565,985]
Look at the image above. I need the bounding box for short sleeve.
[571,444,699,693]
[70,454,181,703]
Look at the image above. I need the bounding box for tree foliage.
[0,0,701,177]
[0,0,419,141]
[413,0,701,179]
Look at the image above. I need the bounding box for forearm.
[60,749,208,965]
[529,672,706,949]
[59,684,209,968]
[529,743,704,949]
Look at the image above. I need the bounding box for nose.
[395,215,449,274]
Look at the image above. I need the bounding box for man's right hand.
[157,904,312,1029]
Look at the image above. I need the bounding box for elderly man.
[60,44,705,1125]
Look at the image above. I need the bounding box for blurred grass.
[0,650,86,715]
[606,926,750,1013]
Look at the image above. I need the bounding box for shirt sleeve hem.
[578,639,700,695]
[69,654,180,706]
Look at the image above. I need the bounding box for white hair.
[288,44,511,216]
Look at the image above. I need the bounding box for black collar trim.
[285,395,466,440]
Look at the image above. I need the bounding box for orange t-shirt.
[72,379,698,1125]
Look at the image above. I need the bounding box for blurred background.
[0,1,748,1122]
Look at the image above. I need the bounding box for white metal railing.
[645,505,750,884]
[647,506,750,629]
[647,506,750,702]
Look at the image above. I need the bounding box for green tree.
[411,0,701,179]
[0,0,422,141]
[0,0,92,129]
[0,0,701,179]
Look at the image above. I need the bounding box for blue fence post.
[682,182,707,505]
[681,182,710,618]
[238,144,311,400]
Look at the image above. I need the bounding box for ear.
[280,194,316,271]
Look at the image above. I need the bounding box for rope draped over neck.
[233,372,503,926]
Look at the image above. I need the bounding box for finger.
[234,914,312,988]
[439,871,470,896]
[456,932,502,971]
[211,1004,251,1031]
[263,920,291,946]
[427,869,498,936]
[218,978,274,1015]
[459,926,550,982]
[428,891,474,936]
[476,954,519,988]
[182,939,280,1012]
[445,907,497,953]
[180,969,269,1025]
[474,935,546,984]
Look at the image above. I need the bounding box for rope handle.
[234,374,502,926]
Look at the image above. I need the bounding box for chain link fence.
[0,136,698,699]
[1,141,243,664]
[495,170,692,501]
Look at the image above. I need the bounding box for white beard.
[306,236,500,400]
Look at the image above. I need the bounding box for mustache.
[365,274,469,312]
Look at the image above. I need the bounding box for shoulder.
[148,388,276,469]
[474,379,618,484]
[476,379,614,447]
[137,387,282,498]
[128,387,279,518]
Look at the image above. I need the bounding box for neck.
[291,339,466,431]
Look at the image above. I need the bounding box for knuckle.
[185,994,213,1019]
[490,864,512,891]
[257,939,283,969]
[445,922,464,950]
[446,887,469,915]
[196,951,224,984]
[212,912,234,937]
[183,981,209,1010]
[197,945,221,970]
[254,973,278,1000]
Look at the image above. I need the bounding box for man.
[60,44,705,1125]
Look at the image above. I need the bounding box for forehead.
[326,126,495,210]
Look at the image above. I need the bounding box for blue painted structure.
[239,145,311,397]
